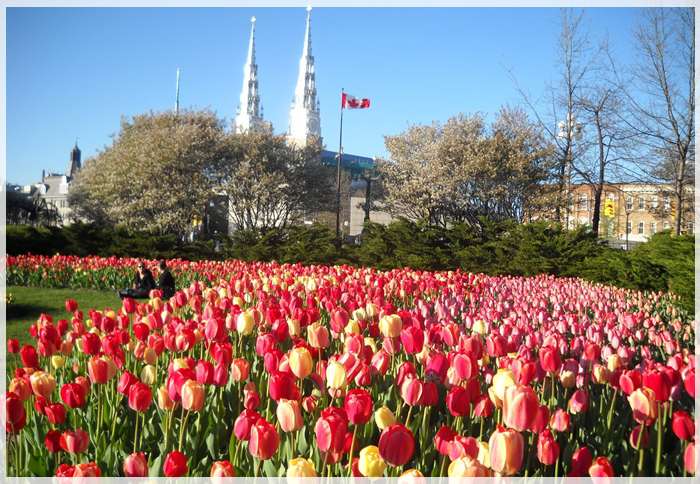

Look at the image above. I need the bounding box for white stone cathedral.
[235,6,321,148]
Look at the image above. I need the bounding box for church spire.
[236,16,262,132]
[287,6,321,146]
[66,141,81,179]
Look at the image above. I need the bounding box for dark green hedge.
[6,220,694,313]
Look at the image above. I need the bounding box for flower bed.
[3,255,696,478]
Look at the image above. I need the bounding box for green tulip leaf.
[27,452,47,477]
[149,454,163,477]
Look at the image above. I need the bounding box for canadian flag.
[342,93,370,109]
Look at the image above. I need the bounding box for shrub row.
[5,219,694,313]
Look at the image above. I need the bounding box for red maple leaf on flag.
[347,97,360,108]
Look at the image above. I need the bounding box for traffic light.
[604,198,614,217]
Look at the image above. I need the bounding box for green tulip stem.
[607,389,618,431]
[178,408,191,453]
[439,453,447,479]
[684,441,688,477]
[133,411,140,453]
[405,405,414,425]
[233,439,243,468]
[655,404,664,475]
[290,430,295,461]
[636,424,646,475]
[479,418,484,441]
[555,456,559,479]
[321,446,330,477]
[347,424,359,477]
[550,373,555,409]
[254,457,263,479]
[163,409,171,454]
[11,424,18,477]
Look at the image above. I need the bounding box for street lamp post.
[557,113,584,229]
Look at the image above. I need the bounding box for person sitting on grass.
[118,260,156,300]
[156,260,176,300]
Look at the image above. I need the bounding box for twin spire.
[236,7,321,146]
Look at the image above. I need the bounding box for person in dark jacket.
[156,260,176,300]
[118,261,156,299]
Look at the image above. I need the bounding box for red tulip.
[315,407,348,454]
[619,369,643,396]
[400,326,424,354]
[378,423,415,467]
[123,452,149,477]
[117,371,139,396]
[8,339,20,354]
[65,299,78,312]
[473,394,494,418]
[447,386,470,417]
[434,426,454,455]
[196,360,215,385]
[530,404,550,433]
[589,456,614,480]
[46,403,67,425]
[60,428,90,454]
[128,382,152,413]
[400,377,423,407]
[81,333,101,355]
[453,353,478,380]
[163,450,188,477]
[2,392,25,424]
[20,345,39,368]
[537,430,560,465]
[35,395,48,415]
[420,381,438,406]
[211,460,235,478]
[249,418,280,460]
[549,408,571,432]
[672,410,694,441]
[74,462,101,477]
[234,409,261,441]
[571,447,592,475]
[568,389,589,414]
[643,368,671,402]
[269,371,295,402]
[345,388,373,425]
[46,429,62,453]
[683,368,695,398]
[629,424,649,450]
[539,346,562,374]
[503,384,539,431]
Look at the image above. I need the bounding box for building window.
[650,222,656,235]
[627,221,632,234]
[651,196,658,209]
[638,221,644,234]
[638,197,645,210]
[688,222,694,235]
[664,196,671,210]
[627,197,633,211]
[663,221,670,230]
[580,194,587,211]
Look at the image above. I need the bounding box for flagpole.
[336,88,344,245]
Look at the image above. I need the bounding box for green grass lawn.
[5,286,125,365]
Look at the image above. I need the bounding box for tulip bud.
[277,399,304,433]
[140,365,156,385]
[287,457,318,477]
[123,452,149,477]
[374,405,396,430]
[358,445,387,478]
[489,425,524,475]
[326,361,347,390]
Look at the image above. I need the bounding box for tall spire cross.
[287,6,321,146]
[236,15,263,132]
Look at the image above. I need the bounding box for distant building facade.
[10,143,82,226]
[557,183,695,243]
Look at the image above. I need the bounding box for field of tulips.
[3,255,697,478]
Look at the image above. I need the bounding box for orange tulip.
[448,455,490,477]
[488,424,524,476]
[30,371,56,398]
[181,380,204,412]
[276,398,304,433]
[628,387,658,423]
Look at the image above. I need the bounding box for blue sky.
[6,6,645,186]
